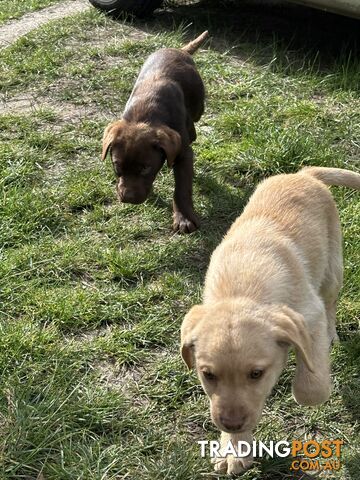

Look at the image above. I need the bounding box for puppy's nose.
[118,189,144,204]
[121,194,140,204]
[220,415,245,432]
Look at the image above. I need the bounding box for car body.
[289,0,360,19]
[89,0,360,20]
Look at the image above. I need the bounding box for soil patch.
[0,0,90,49]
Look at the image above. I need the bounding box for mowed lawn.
[0,0,60,24]
[0,2,359,479]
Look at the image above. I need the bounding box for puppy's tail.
[300,166,360,190]
[182,30,209,55]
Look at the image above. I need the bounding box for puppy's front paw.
[212,455,253,475]
[211,456,227,473]
[173,212,199,234]
[212,431,254,475]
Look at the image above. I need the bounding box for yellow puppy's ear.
[180,305,206,369]
[156,126,182,168]
[272,306,315,373]
[101,120,126,161]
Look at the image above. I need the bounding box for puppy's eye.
[140,166,152,176]
[249,369,263,380]
[203,371,216,382]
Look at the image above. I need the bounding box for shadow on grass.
[339,332,360,425]
[121,0,360,92]
[195,172,253,232]
[327,329,360,479]
[146,170,253,242]
[344,452,360,479]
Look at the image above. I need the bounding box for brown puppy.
[181,166,360,474]
[102,31,208,233]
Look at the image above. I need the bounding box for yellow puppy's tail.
[182,30,209,55]
[301,166,360,190]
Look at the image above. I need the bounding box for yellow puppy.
[181,167,360,475]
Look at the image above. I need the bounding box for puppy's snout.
[117,186,146,205]
[120,192,144,204]
[220,414,246,432]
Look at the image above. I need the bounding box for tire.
[89,0,163,17]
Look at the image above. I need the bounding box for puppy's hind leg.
[321,213,343,347]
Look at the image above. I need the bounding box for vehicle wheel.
[89,0,163,17]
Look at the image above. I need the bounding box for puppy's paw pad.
[173,213,199,234]
[227,456,252,475]
[212,456,252,475]
[212,457,227,473]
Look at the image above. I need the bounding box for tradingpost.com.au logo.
[198,439,344,472]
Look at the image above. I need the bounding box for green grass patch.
[0,0,60,25]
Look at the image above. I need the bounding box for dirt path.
[0,0,91,49]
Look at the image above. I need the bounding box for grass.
[0,0,60,25]
[0,2,359,479]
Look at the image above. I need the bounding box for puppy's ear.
[180,305,206,369]
[156,126,182,167]
[101,120,126,161]
[272,306,314,373]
